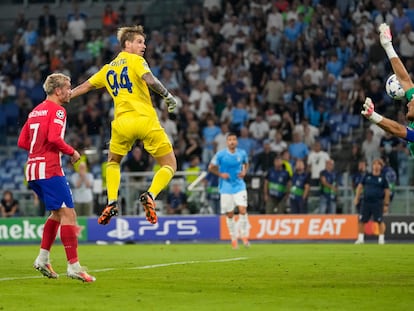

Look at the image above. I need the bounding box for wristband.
[405,88,414,101]
[384,45,398,59]
[369,112,383,124]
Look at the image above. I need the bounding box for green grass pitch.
[1,242,413,311]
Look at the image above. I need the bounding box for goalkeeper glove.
[164,92,177,113]
[378,23,398,59]
[361,97,383,124]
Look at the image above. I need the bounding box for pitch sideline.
[0,257,248,282]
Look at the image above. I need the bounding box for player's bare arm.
[379,23,414,91]
[238,163,249,178]
[70,81,96,99]
[303,182,310,199]
[353,184,363,206]
[208,163,229,179]
[361,97,409,140]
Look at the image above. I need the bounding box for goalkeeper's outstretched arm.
[379,23,414,96]
[362,97,414,142]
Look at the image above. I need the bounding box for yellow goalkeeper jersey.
[88,51,156,119]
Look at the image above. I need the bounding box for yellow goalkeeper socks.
[106,161,121,202]
[148,165,174,198]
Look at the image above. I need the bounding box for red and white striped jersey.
[17,100,74,181]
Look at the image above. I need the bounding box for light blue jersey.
[210,148,248,194]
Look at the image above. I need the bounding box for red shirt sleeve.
[47,108,74,156]
[17,121,30,151]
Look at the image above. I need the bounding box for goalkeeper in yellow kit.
[71,25,177,225]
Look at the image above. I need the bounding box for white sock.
[226,217,236,240]
[238,213,250,238]
[38,249,50,263]
[378,234,385,243]
[358,233,364,241]
[69,261,81,272]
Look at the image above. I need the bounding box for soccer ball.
[385,74,405,100]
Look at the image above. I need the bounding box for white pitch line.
[0,257,248,282]
[129,257,248,270]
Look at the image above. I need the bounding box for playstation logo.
[107,218,135,240]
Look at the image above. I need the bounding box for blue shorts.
[359,203,383,223]
[29,176,74,211]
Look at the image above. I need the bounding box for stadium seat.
[3,102,19,127]
[328,113,344,127]
[346,114,361,128]
[319,137,331,152]
[330,128,341,145]
[338,123,350,137]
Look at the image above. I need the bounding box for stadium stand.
[0,0,414,215]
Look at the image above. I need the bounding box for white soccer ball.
[385,74,405,100]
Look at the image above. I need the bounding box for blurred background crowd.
[1,0,414,216]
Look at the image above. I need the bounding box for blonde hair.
[43,73,70,95]
[117,25,146,48]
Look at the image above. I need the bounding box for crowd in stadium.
[1,0,414,216]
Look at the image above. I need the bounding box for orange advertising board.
[220,215,359,240]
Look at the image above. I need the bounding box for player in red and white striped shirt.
[18,73,95,282]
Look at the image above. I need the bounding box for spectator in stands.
[263,70,284,113]
[307,141,330,187]
[288,131,310,162]
[196,47,212,80]
[67,8,87,49]
[294,118,319,148]
[38,4,57,36]
[132,4,146,26]
[319,159,340,214]
[269,131,287,155]
[102,4,118,31]
[0,190,19,217]
[185,154,202,185]
[223,72,248,107]
[249,113,269,144]
[14,10,28,34]
[361,128,381,172]
[289,159,310,214]
[71,162,94,216]
[398,22,414,64]
[253,139,277,174]
[166,180,189,215]
[205,66,223,97]
[249,50,267,93]
[122,145,149,181]
[279,110,295,142]
[184,57,201,85]
[20,21,39,55]
[237,127,256,160]
[203,171,220,214]
[303,59,324,86]
[229,99,249,135]
[188,80,213,119]
[263,156,291,214]
[201,115,221,165]
[380,131,400,183]
[213,122,229,152]
[354,158,390,245]
[160,109,178,144]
